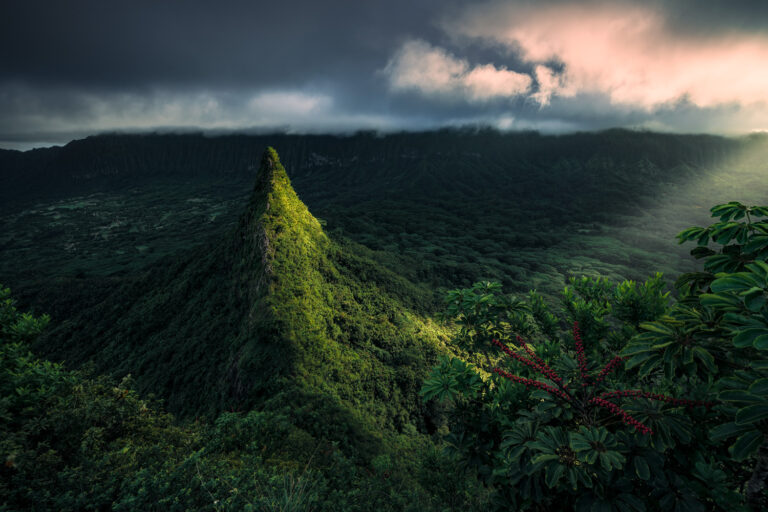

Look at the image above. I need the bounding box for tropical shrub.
[0,283,481,511]
[423,201,768,511]
[626,201,768,508]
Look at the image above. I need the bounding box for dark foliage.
[3,131,768,510]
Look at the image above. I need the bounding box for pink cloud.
[384,40,469,95]
[464,64,533,100]
[383,39,531,102]
[447,1,768,109]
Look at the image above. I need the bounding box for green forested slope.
[3,130,767,301]
[3,132,768,510]
[2,284,476,511]
[36,149,449,456]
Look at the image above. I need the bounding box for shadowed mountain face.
[36,148,447,454]
[3,130,768,303]
[5,130,768,510]
[2,130,764,211]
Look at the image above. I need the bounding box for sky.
[2,0,768,149]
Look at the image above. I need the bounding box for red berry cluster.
[493,368,571,401]
[593,355,626,385]
[589,397,653,435]
[599,390,713,409]
[491,338,561,384]
[488,321,713,437]
[515,335,563,384]
[572,322,590,385]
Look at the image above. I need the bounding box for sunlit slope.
[37,149,448,443]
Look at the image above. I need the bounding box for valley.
[2,130,768,510]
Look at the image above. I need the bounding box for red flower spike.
[572,322,590,384]
[494,368,572,401]
[589,397,653,435]
[488,321,712,438]
[491,339,562,385]
[515,335,563,384]
[593,355,626,385]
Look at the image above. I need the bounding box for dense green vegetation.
[1,283,480,511]
[423,202,768,510]
[2,131,768,509]
[35,150,447,446]
[1,150,478,511]
[3,130,768,299]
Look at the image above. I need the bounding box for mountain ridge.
[1,130,750,200]
[36,147,448,457]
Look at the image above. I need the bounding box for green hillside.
[36,148,449,456]
[1,282,476,511]
[3,135,768,509]
[3,131,767,303]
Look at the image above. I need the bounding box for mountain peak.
[254,146,281,188]
[38,145,446,452]
[239,147,328,274]
[249,146,290,204]
[262,146,280,169]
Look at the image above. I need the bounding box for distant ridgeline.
[3,130,768,298]
[36,149,449,455]
[3,132,768,508]
[2,129,767,209]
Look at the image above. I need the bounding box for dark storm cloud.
[0,0,447,87]
[1,0,767,147]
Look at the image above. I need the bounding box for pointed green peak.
[256,145,326,240]
[238,147,328,272]
[251,146,288,198]
[262,146,280,168]
[258,146,282,180]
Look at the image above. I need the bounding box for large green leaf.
[735,403,768,425]
[744,235,768,254]
[620,343,654,357]
[710,421,755,441]
[712,222,742,245]
[711,202,745,222]
[633,456,650,481]
[531,453,559,466]
[749,379,768,396]
[708,254,746,273]
[545,464,565,488]
[699,293,741,309]
[754,333,768,350]
[732,328,768,348]
[638,321,675,335]
[711,274,760,293]
[743,288,767,312]
[747,260,768,277]
[678,227,707,244]
[624,352,654,369]
[638,353,664,378]
[731,430,763,461]
[691,347,715,373]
